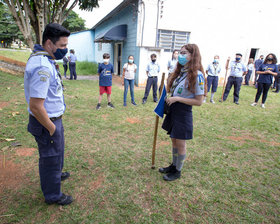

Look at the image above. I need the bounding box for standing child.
[122,55,137,106]
[142,54,160,104]
[68,49,77,80]
[245,58,254,85]
[96,53,115,110]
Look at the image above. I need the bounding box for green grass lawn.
[0,71,279,223]
[0,48,98,75]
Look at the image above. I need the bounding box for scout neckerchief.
[29,44,64,89]
[212,62,218,75]
[170,68,187,96]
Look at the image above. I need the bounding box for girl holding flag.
[159,44,206,181]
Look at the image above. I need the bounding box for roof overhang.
[94,24,127,43]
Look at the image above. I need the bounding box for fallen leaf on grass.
[11,142,22,147]
[1,146,9,151]
[12,112,20,116]
[5,138,15,142]
[7,87,11,90]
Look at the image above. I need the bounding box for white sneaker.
[210,99,215,104]
[261,104,265,108]
[251,102,257,106]
[203,98,206,103]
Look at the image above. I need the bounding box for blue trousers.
[143,76,158,101]
[28,115,64,202]
[223,76,243,103]
[124,78,135,103]
[63,64,68,78]
[207,75,218,92]
[69,62,77,80]
[245,70,252,85]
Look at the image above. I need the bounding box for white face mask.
[103,59,109,63]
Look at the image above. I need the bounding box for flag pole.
[151,72,165,169]
[221,57,230,101]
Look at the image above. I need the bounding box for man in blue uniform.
[221,53,247,104]
[24,23,73,205]
[254,55,264,85]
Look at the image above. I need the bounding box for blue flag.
[154,85,167,118]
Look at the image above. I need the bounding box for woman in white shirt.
[122,55,137,106]
[245,58,254,85]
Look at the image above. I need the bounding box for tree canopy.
[2,0,99,49]
[0,3,24,47]
[62,10,86,33]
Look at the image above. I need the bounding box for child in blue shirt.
[96,53,115,110]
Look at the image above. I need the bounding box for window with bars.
[157,29,190,52]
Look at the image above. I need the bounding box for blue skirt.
[162,102,193,140]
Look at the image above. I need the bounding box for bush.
[58,61,98,76]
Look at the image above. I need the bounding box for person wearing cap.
[24,23,73,205]
[220,53,247,104]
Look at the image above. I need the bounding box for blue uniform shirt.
[69,53,77,63]
[229,61,247,77]
[255,59,263,70]
[206,62,221,76]
[146,61,160,77]
[98,63,114,86]
[257,63,278,84]
[24,44,65,118]
[167,59,178,74]
[172,71,205,98]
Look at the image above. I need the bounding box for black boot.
[163,169,181,181]
[158,163,176,174]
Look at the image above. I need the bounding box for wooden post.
[151,72,165,169]
[221,57,230,101]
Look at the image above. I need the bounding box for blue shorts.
[162,102,193,140]
[207,75,219,93]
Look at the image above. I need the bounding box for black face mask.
[152,59,156,63]
[267,58,273,61]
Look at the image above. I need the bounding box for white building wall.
[136,0,280,85]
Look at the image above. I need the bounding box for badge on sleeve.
[38,70,50,78]
[198,74,204,85]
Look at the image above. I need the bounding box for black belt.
[50,115,62,122]
[149,76,158,78]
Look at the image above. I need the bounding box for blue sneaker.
[123,102,127,107]
[131,102,137,106]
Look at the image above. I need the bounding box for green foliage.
[78,0,99,11]
[0,3,24,47]
[62,11,86,32]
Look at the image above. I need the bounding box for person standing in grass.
[142,54,160,104]
[245,58,254,85]
[254,55,264,85]
[96,53,115,110]
[62,56,68,78]
[24,23,73,205]
[204,55,221,103]
[220,53,247,105]
[122,55,137,106]
[251,53,278,108]
[68,49,77,80]
[159,44,206,181]
[167,50,179,79]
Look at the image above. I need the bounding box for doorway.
[249,48,259,60]
[114,43,122,75]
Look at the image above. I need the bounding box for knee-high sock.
[211,92,215,100]
[172,148,178,165]
[176,154,186,171]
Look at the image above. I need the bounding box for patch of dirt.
[126,117,141,124]
[222,135,280,147]
[0,155,26,194]
[0,101,9,110]
[158,141,170,147]
[101,114,109,120]
[15,147,36,157]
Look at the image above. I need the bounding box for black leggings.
[255,83,271,104]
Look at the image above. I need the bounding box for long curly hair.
[167,44,206,95]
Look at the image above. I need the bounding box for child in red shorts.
[96,53,115,110]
